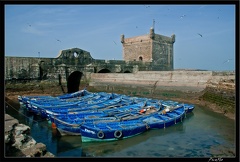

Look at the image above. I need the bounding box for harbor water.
[5,100,236,158]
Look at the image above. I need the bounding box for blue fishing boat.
[79,104,186,142]
[162,100,195,113]
[142,105,186,129]
[42,95,125,119]
[80,120,149,142]
[18,89,90,106]
[52,100,162,136]
[19,89,91,112]
[27,92,115,116]
[17,90,195,142]
[51,101,146,136]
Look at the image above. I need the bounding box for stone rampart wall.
[89,71,235,92]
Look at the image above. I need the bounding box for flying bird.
[180,14,186,19]
[223,59,233,64]
[113,41,117,45]
[56,39,61,42]
[27,23,31,27]
[197,33,203,37]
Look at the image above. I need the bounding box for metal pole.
[153,19,155,29]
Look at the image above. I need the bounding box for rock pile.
[5,114,54,157]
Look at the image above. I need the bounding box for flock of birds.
[26,4,215,46]
[26,5,232,66]
[27,23,62,43]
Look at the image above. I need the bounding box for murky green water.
[5,100,236,158]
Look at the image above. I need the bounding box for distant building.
[121,27,175,70]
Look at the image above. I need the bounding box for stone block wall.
[89,70,216,92]
[5,114,54,157]
[122,35,152,62]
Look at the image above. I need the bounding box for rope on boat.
[5,100,46,123]
[145,123,150,130]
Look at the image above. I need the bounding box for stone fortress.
[5,26,235,120]
[5,27,175,82]
[4,26,236,158]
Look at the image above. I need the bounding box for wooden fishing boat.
[42,95,126,119]
[142,105,186,129]
[79,104,185,142]
[18,89,90,106]
[40,93,142,119]
[53,100,162,136]
[55,117,119,136]
[48,96,137,120]
[52,101,147,136]
[27,90,92,106]
[27,92,115,116]
[183,103,195,113]
[19,89,92,113]
[161,100,195,113]
[80,119,149,142]
[39,93,135,119]
[17,89,195,142]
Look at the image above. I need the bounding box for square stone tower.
[121,27,175,70]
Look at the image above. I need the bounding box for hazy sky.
[5,4,236,71]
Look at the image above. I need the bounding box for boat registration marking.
[84,128,96,134]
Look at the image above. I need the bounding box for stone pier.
[4,114,54,157]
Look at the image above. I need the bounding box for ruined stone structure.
[5,28,175,85]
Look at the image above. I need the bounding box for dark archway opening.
[67,71,83,93]
[39,67,43,80]
[39,61,47,80]
[124,70,131,73]
[98,69,111,73]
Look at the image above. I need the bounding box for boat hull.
[80,120,148,142]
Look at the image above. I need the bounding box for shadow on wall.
[67,71,83,93]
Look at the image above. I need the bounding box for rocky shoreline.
[5,114,55,157]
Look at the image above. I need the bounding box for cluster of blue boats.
[18,89,194,142]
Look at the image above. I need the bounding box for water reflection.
[54,112,194,157]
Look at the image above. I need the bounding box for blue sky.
[5,4,236,71]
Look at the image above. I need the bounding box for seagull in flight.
[113,41,117,45]
[180,14,186,19]
[56,39,61,42]
[197,33,203,37]
[223,59,233,64]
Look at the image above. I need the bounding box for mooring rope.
[5,100,46,123]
